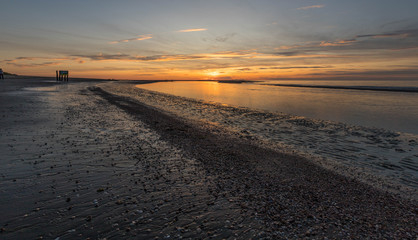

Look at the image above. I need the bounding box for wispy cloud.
[7,56,74,61]
[297,5,325,10]
[237,68,252,71]
[72,53,209,62]
[210,50,257,57]
[2,56,83,67]
[275,28,418,52]
[72,53,131,60]
[134,54,207,61]
[215,33,236,42]
[259,66,331,70]
[273,51,304,57]
[72,50,260,63]
[178,28,207,33]
[7,62,61,68]
[356,29,418,39]
[109,34,152,44]
[320,39,356,47]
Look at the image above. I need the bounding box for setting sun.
[207,71,220,77]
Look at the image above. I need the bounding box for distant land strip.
[264,84,418,93]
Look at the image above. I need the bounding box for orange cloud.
[178,28,207,33]
[320,39,356,47]
[109,34,152,44]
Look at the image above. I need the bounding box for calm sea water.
[137,80,418,134]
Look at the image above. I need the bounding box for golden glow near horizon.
[1,1,418,80]
[207,71,220,77]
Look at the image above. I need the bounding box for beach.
[0,77,417,239]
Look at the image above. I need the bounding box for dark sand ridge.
[0,77,417,239]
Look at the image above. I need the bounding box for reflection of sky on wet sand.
[137,81,418,134]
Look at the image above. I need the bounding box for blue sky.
[1,0,418,80]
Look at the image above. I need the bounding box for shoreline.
[1,77,417,239]
[103,81,418,199]
[132,80,418,135]
[264,83,418,93]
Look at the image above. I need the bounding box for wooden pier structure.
[56,70,69,82]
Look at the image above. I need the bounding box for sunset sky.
[1,0,418,80]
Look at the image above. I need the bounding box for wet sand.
[129,82,418,196]
[0,77,417,239]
